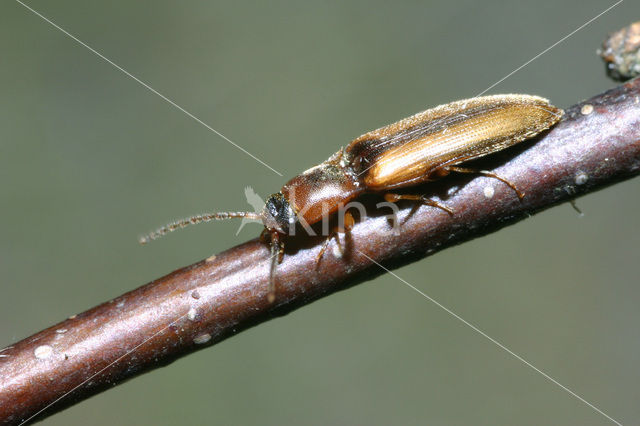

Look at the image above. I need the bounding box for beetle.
[141,94,563,302]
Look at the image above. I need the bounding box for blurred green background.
[1,1,638,425]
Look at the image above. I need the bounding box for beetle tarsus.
[315,210,354,267]
[384,193,454,215]
[316,235,334,266]
[267,231,284,303]
[446,166,525,199]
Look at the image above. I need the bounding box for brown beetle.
[141,94,563,302]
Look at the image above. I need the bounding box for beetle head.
[262,192,296,235]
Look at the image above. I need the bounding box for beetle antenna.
[139,212,262,244]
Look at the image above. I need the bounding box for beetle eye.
[266,197,280,219]
[263,193,295,234]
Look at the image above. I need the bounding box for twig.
[1,78,640,425]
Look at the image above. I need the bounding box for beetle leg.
[444,166,525,199]
[384,193,454,215]
[316,234,340,265]
[267,231,285,303]
[259,227,270,243]
[277,240,285,263]
[315,210,354,266]
[343,209,355,230]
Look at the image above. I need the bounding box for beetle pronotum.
[141,94,563,302]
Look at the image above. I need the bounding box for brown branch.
[2,78,640,425]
